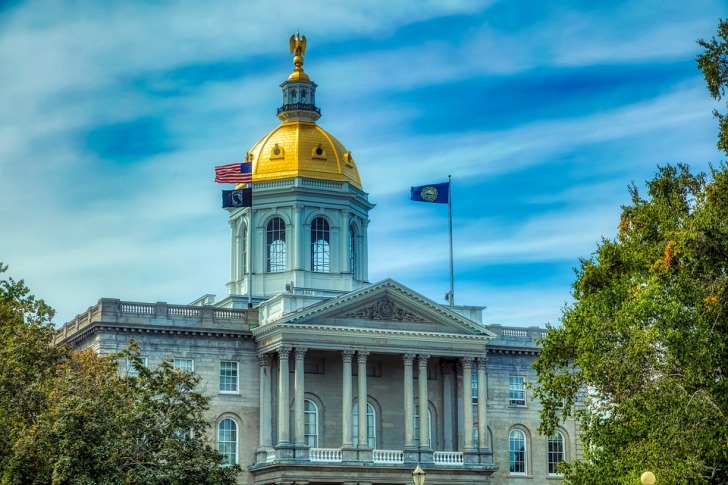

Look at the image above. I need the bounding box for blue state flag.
[410,182,449,204]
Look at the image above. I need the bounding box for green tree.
[533,165,728,484]
[0,264,240,485]
[698,19,728,155]
[0,262,66,483]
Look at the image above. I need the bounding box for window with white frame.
[548,431,565,475]
[311,217,330,273]
[173,358,194,372]
[352,402,376,448]
[218,418,238,465]
[266,217,286,273]
[509,375,526,406]
[413,405,432,448]
[126,356,148,377]
[219,361,239,393]
[304,399,318,447]
[509,429,527,474]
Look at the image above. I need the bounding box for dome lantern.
[277,33,321,123]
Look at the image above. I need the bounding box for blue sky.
[1,0,726,327]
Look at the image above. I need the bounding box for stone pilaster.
[460,357,475,451]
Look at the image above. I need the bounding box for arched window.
[413,405,432,448]
[266,217,286,272]
[218,418,238,465]
[509,429,527,474]
[304,399,319,447]
[352,402,376,448]
[311,217,330,273]
[349,223,358,278]
[548,431,565,475]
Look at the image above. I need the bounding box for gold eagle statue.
[290,33,307,57]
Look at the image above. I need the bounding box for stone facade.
[57,284,581,485]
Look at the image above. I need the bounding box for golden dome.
[247,121,362,189]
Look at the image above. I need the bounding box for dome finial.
[288,32,308,80]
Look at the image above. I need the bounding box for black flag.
[222,188,252,208]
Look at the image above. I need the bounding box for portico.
[251,279,496,472]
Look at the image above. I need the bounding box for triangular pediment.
[274,279,494,337]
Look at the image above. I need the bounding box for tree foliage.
[0,264,240,485]
[533,165,728,484]
[698,19,728,155]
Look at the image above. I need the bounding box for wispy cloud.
[1,0,725,326]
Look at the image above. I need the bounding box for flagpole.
[448,174,454,306]
[247,200,253,309]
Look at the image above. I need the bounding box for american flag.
[214,162,253,184]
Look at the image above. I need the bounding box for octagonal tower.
[224,34,374,307]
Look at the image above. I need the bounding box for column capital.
[342,350,355,362]
[417,354,430,366]
[403,353,416,365]
[457,356,475,374]
[357,351,370,363]
[258,353,272,366]
[476,357,488,370]
[278,346,292,359]
[294,347,307,360]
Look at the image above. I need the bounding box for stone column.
[293,204,303,271]
[277,346,292,447]
[357,351,370,448]
[361,219,370,282]
[294,348,307,447]
[461,357,475,451]
[403,354,416,449]
[418,355,430,449]
[342,351,355,448]
[340,209,350,273]
[441,362,455,451]
[258,354,272,448]
[476,357,488,449]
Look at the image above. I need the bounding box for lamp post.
[412,464,426,485]
[641,471,656,485]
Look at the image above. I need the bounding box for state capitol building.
[56,35,582,485]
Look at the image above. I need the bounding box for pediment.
[274,279,494,337]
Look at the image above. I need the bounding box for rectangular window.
[173,358,194,372]
[509,375,526,406]
[126,356,148,377]
[219,361,239,393]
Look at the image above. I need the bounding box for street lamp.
[412,464,426,485]
[641,471,656,485]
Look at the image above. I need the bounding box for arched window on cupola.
[311,217,330,273]
[267,217,286,273]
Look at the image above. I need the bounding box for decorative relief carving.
[258,353,272,367]
[341,296,421,322]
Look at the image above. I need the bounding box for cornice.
[252,322,492,341]
[60,322,254,347]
